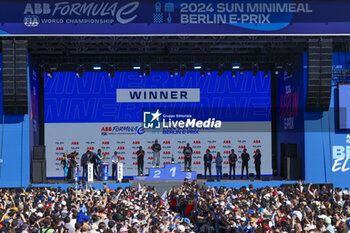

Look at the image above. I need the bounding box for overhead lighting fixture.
[133,64,141,70]
[47,72,53,79]
[200,71,205,77]
[108,64,116,78]
[93,64,102,71]
[144,64,151,77]
[264,71,269,78]
[286,63,293,76]
[180,63,187,77]
[169,71,175,78]
[232,63,240,70]
[252,63,259,76]
[231,71,237,78]
[138,71,143,78]
[218,63,225,76]
[194,64,202,70]
[76,65,84,78]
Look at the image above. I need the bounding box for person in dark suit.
[80,150,89,181]
[240,148,250,179]
[228,149,237,179]
[136,146,145,176]
[203,149,213,178]
[254,149,262,179]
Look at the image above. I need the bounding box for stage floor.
[31,176,297,191]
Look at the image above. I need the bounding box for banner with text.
[1,1,350,35]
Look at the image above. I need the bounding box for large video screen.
[44,71,272,177]
[338,84,350,129]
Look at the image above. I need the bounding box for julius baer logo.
[332,134,350,172]
[143,109,222,130]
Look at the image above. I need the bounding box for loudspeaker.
[32,160,46,183]
[223,173,228,178]
[197,174,202,179]
[207,177,215,182]
[33,145,46,160]
[2,40,28,115]
[306,38,332,112]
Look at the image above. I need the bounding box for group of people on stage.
[60,140,262,180]
[203,148,262,180]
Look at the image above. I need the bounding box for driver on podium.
[183,142,193,171]
[80,150,89,182]
[152,139,162,168]
[111,151,119,180]
[96,149,105,181]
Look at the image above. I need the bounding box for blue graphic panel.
[44,71,271,123]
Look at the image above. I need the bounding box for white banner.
[116,88,200,103]
[45,122,272,177]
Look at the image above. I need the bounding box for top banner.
[0,0,350,35]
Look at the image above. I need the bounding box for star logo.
[143,109,162,129]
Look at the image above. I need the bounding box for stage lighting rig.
[252,63,259,76]
[218,63,225,76]
[108,64,116,78]
[76,64,84,78]
[144,64,151,77]
[180,63,186,77]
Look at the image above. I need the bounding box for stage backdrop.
[44,71,272,178]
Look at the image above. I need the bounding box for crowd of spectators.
[0,180,349,233]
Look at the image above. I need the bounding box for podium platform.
[134,164,197,181]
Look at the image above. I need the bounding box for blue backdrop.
[44,71,271,123]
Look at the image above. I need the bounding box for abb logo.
[193,151,201,154]
[148,157,153,160]
[71,141,79,145]
[223,140,231,144]
[133,152,137,155]
[163,151,171,155]
[101,127,112,131]
[132,141,140,144]
[193,140,201,144]
[132,162,138,165]
[224,161,230,164]
[223,151,230,154]
[178,156,184,159]
[253,140,261,143]
[213,156,216,159]
[239,156,241,159]
[208,146,216,149]
[102,141,110,145]
[56,157,62,161]
[117,146,125,150]
[238,145,246,149]
[56,147,64,150]
[102,152,110,155]
[119,157,125,161]
[193,161,201,165]
[163,141,170,144]
[87,147,94,150]
[178,146,185,149]
[163,162,171,165]
[148,146,152,150]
